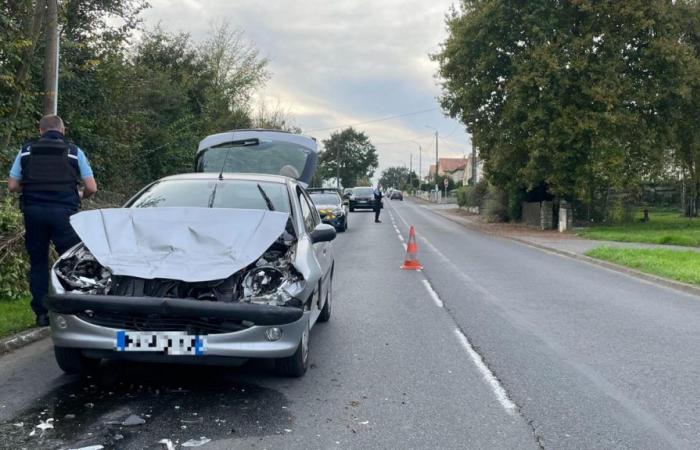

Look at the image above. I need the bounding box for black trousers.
[23,204,80,315]
[374,201,382,221]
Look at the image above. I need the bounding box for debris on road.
[29,418,54,436]
[122,414,146,426]
[158,439,176,450]
[182,436,212,447]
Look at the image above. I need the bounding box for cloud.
[140,0,472,179]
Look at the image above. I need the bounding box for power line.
[303,107,439,133]
[373,132,435,146]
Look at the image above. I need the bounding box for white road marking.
[453,328,517,415]
[421,279,443,308]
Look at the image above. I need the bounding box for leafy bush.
[483,185,509,222]
[0,196,28,300]
[456,179,489,208]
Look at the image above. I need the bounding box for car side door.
[297,187,331,311]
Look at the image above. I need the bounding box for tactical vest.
[20,138,80,193]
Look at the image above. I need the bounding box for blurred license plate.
[115,331,206,356]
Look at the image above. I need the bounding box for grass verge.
[578,211,700,247]
[586,247,700,286]
[0,297,35,338]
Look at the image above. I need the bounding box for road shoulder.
[0,326,49,356]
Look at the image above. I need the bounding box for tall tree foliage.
[1,1,270,194]
[318,128,379,188]
[434,0,700,218]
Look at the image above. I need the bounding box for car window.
[309,193,341,205]
[130,179,291,213]
[353,187,374,197]
[298,190,316,232]
[197,141,311,180]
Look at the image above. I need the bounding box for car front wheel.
[54,346,100,375]
[318,275,332,322]
[275,320,309,377]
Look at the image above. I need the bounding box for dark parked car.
[390,190,403,200]
[308,189,348,231]
[348,186,376,212]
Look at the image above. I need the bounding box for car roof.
[157,172,293,184]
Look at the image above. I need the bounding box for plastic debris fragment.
[158,439,176,450]
[122,414,146,426]
[182,436,212,447]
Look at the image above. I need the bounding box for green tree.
[434,0,689,220]
[379,166,409,189]
[318,127,379,188]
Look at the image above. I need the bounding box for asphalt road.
[1,199,699,449]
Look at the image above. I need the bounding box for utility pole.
[43,0,59,115]
[434,130,439,185]
[418,145,422,188]
[409,153,413,187]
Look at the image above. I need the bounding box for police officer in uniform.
[373,183,383,223]
[7,115,97,326]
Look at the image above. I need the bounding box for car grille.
[76,311,251,334]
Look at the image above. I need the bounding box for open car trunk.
[194,129,318,186]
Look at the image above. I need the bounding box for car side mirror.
[310,223,336,243]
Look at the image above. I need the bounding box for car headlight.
[242,267,305,307]
[333,208,344,216]
[55,245,112,294]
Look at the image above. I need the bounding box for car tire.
[54,346,100,375]
[318,275,332,323]
[275,321,309,377]
[350,207,355,212]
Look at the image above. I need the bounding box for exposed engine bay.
[55,232,306,308]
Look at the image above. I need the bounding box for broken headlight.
[55,245,112,294]
[241,265,305,307]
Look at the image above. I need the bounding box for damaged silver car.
[46,131,335,377]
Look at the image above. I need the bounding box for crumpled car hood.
[69,207,290,282]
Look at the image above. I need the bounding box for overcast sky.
[141,0,471,179]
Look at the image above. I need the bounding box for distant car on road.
[389,190,403,201]
[308,189,348,231]
[348,186,376,212]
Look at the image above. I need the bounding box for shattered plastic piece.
[122,414,146,426]
[64,414,76,420]
[182,436,212,447]
[359,421,369,425]
[12,422,23,427]
[284,429,292,433]
[36,418,54,432]
[158,439,176,450]
[68,446,104,450]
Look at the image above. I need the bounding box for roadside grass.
[586,247,700,286]
[578,211,700,247]
[0,297,35,338]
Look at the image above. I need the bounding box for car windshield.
[197,140,311,179]
[310,193,340,205]
[129,179,291,213]
[353,187,374,196]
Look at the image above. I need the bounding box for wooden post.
[43,0,59,115]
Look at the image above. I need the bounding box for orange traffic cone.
[401,226,423,270]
